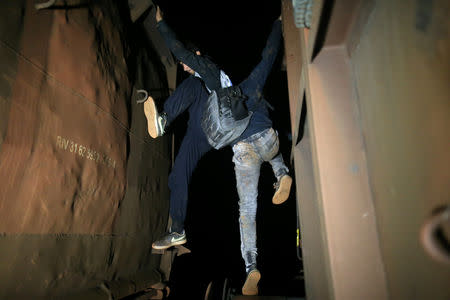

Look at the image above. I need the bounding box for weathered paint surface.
[285,0,450,299]
[0,0,171,297]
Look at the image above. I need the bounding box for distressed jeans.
[232,128,289,272]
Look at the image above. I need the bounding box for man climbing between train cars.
[146,5,292,296]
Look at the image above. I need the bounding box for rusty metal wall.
[350,0,450,299]
[0,0,171,297]
[283,0,450,299]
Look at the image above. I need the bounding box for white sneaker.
[144,96,166,138]
[272,174,292,204]
[152,231,187,250]
[242,268,261,296]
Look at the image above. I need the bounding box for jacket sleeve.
[157,20,222,91]
[246,19,282,94]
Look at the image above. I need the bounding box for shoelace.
[273,180,280,191]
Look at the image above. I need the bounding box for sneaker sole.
[151,238,187,250]
[143,96,159,138]
[272,175,292,204]
[242,269,260,296]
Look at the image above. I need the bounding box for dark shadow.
[296,94,307,146]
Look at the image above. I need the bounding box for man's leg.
[144,81,196,138]
[249,128,292,205]
[168,133,211,231]
[152,132,212,250]
[269,152,292,204]
[232,141,262,296]
[262,129,291,205]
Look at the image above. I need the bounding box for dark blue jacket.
[157,19,282,144]
[237,19,282,141]
[163,75,210,143]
